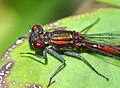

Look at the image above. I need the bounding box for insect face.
[29,24,45,51]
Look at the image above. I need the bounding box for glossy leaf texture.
[1,9,120,88]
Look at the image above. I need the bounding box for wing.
[81,32,120,67]
[83,31,120,45]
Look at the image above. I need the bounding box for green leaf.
[97,0,120,7]
[1,9,120,88]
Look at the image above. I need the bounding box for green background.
[1,9,120,88]
[0,0,82,57]
[1,0,120,88]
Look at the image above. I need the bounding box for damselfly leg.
[64,51,109,81]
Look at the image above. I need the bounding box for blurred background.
[0,0,112,57]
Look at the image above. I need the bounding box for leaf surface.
[1,9,120,88]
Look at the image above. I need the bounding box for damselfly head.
[32,24,44,34]
[29,24,45,51]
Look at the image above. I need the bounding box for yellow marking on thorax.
[52,34,72,40]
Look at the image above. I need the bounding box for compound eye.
[33,42,44,50]
[32,24,43,33]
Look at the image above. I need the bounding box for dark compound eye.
[33,42,44,50]
[32,24,44,33]
[32,24,41,31]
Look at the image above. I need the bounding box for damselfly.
[21,19,120,87]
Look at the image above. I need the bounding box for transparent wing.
[83,31,120,45]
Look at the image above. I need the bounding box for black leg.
[46,48,66,87]
[20,48,47,64]
[21,48,66,87]
[20,52,44,58]
[80,18,100,33]
[64,51,109,81]
[20,48,47,58]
